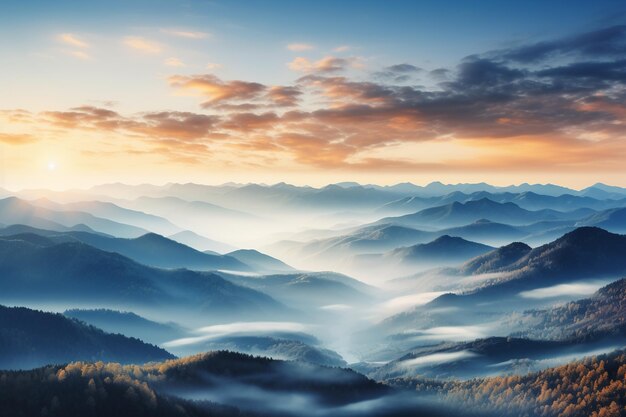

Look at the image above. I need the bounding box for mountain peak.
[431,234,462,243]
[137,232,167,242]
[559,226,612,242]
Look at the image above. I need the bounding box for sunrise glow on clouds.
[1,0,625,189]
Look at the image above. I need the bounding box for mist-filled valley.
[0,181,625,416]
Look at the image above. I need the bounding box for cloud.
[164,57,185,67]
[267,86,302,107]
[220,112,280,130]
[287,43,314,51]
[64,50,90,60]
[123,36,162,54]
[319,304,352,311]
[42,106,124,130]
[169,74,266,107]
[386,63,422,73]
[399,351,478,369]
[161,29,211,39]
[163,321,311,347]
[333,45,351,52]
[374,63,422,82]
[288,56,353,73]
[0,133,37,145]
[519,281,607,299]
[169,74,302,109]
[377,292,446,316]
[163,27,626,168]
[496,25,626,63]
[43,106,221,141]
[206,62,222,70]
[399,325,493,343]
[58,33,89,48]
[38,106,222,164]
[137,111,221,139]
[429,68,450,80]
[13,24,626,173]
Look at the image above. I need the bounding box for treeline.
[0,351,386,416]
[0,361,251,417]
[390,349,626,417]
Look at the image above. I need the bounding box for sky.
[1,0,626,190]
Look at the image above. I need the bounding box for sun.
[47,161,57,171]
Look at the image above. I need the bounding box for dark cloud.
[452,58,525,88]
[386,64,422,73]
[536,59,626,82]
[498,25,626,63]
[429,68,451,80]
[374,63,423,82]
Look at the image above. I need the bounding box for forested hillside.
[391,349,626,417]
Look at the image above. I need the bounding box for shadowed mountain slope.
[0,305,174,369]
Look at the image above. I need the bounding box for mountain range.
[0,225,252,272]
[219,271,374,309]
[226,249,296,273]
[379,198,593,228]
[0,233,288,321]
[374,227,626,342]
[350,235,494,277]
[0,197,147,238]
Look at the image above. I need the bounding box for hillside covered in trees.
[390,349,626,417]
[0,305,173,369]
[510,278,626,340]
[0,349,508,417]
[0,351,391,417]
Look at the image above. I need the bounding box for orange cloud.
[267,86,302,107]
[164,57,185,67]
[0,133,37,145]
[169,74,266,107]
[160,29,210,39]
[123,36,162,54]
[58,33,89,48]
[288,56,353,73]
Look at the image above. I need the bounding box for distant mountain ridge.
[0,196,147,238]
[0,233,288,321]
[64,308,186,345]
[29,198,183,236]
[380,190,626,215]
[384,235,493,265]
[460,241,532,275]
[432,227,626,299]
[219,271,374,308]
[168,229,236,253]
[226,249,295,273]
[379,198,592,228]
[0,225,251,272]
